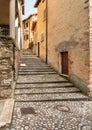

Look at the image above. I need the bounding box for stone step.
[19,68,54,72]
[17,74,67,81]
[16,82,74,89]
[20,62,46,64]
[20,59,45,61]
[19,69,54,72]
[20,62,48,64]
[20,64,49,67]
[20,63,50,68]
[20,61,44,63]
[18,72,57,75]
[17,81,69,85]
[15,93,88,102]
[19,66,51,69]
[21,58,42,60]
[19,70,55,74]
[15,87,80,95]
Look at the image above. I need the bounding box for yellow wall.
[48,0,89,84]
[23,15,35,49]
[37,0,46,61]
[33,23,38,55]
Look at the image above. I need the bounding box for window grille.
[0,25,9,36]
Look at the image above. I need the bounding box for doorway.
[61,52,68,75]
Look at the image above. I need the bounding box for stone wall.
[0,38,20,99]
[89,0,92,97]
[14,47,20,81]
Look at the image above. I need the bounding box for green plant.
[29,41,34,49]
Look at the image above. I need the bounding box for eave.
[34,0,41,7]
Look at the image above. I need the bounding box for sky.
[22,0,37,20]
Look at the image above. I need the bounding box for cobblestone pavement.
[7,51,92,130]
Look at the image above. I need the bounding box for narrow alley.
[7,51,92,130]
[1,0,92,130]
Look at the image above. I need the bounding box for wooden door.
[61,52,68,75]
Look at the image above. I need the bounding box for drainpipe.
[46,0,48,64]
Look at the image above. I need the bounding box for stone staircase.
[15,51,88,102]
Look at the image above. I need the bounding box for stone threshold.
[0,99,14,128]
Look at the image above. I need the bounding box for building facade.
[0,0,24,49]
[47,0,89,95]
[23,14,37,50]
[34,0,46,61]
[34,0,92,97]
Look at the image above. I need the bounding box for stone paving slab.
[8,101,92,130]
[0,100,5,115]
[0,99,14,129]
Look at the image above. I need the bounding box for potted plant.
[29,41,34,53]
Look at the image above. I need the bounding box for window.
[24,35,25,40]
[43,8,46,20]
[24,23,28,29]
[22,5,24,15]
[25,22,28,28]
[24,34,28,40]
[26,34,28,40]
[0,25,9,36]
[42,0,45,3]
[40,32,44,42]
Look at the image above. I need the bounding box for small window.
[22,5,24,15]
[26,34,28,40]
[26,23,28,28]
[24,23,28,28]
[24,34,28,40]
[43,8,46,20]
[24,35,25,40]
[40,32,44,42]
[42,0,45,3]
